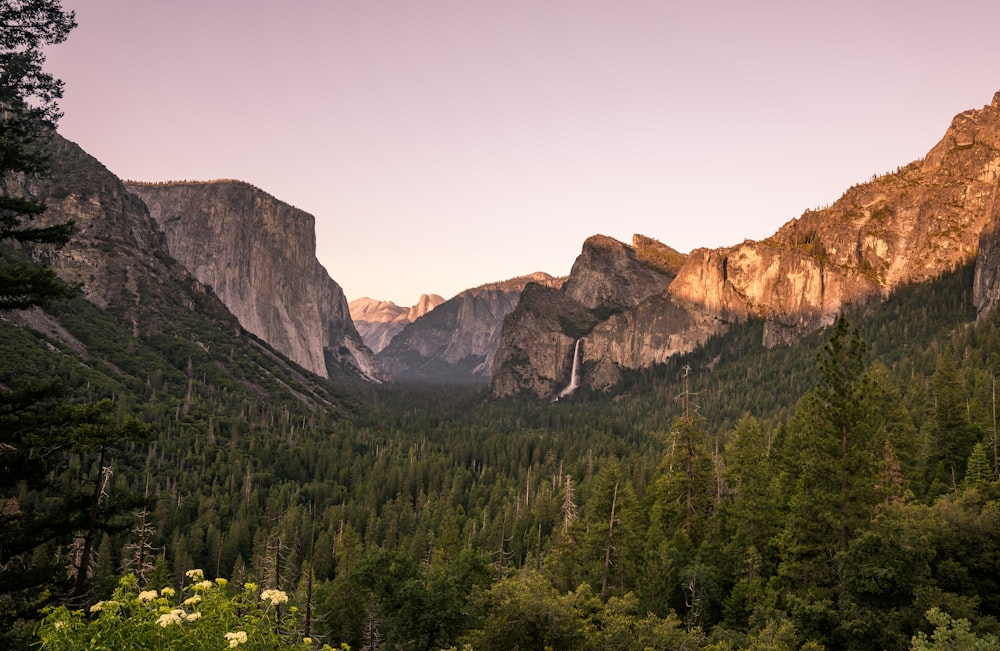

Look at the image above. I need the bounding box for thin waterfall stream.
[556,339,582,399]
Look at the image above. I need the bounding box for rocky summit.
[493,91,1000,398]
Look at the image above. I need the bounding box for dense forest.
[4,3,1000,650]
[5,257,1000,650]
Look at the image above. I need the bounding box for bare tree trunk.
[73,446,107,600]
[600,482,619,601]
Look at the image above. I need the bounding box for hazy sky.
[45,1,1000,305]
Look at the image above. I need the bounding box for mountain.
[126,181,384,383]
[491,235,683,397]
[2,132,352,406]
[377,272,564,383]
[493,90,1000,398]
[349,294,444,354]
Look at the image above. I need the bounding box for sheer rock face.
[378,273,563,383]
[349,294,444,354]
[127,181,384,382]
[494,91,1000,398]
[974,204,1000,318]
[971,94,1000,316]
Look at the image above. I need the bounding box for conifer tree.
[776,316,884,645]
[0,0,77,309]
[928,351,977,491]
[721,415,780,577]
[0,9,79,641]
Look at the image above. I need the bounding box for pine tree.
[721,415,780,578]
[776,316,885,645]
[0,0,77,309]
[0,6,79,645]
[929,352,976,491]
[962,441,992,489]
[652,414,715,545]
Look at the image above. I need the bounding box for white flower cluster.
[89,600,120,613]
[137,589,158,602]
[225,630,248,647]
[155,609,185,628]
[185,569,205,581]
[260,589,289,606]
[155,607,201,627]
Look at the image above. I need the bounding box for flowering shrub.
[36,573,348,651]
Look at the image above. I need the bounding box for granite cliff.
[2,133,358,400]
[378,272,563,383]
[127,181,383,382]
[349,294,444,354]
[494,91,1000,398]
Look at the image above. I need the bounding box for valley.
[4,6,1000,646]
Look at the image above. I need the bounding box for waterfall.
[556,339,582,399]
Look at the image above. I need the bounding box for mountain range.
[493,90,1000,397]
[8,91,1000,397]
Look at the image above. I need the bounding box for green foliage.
[37,571,344,650]
[0,258,76,308]
[333,547,489,650]
[5,209,1000,651]
[777,317,883,608]
[910,607,1000,650]
[464,571,695,651]
[0,384,149,646]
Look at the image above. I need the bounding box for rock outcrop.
[2,134,173,330]
[492,236,682,396]
[379,272,563,383]
[127,181,384,382]
[349,294,444,354]
[970,95,1000,316]
[562,234,681,310]
[494,91,1000,398]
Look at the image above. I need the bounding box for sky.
[43,0,1000,306]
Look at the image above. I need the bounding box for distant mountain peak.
[376,273,563,383]
[349,294,445,354]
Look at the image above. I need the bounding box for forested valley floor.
[5,263,1000,650]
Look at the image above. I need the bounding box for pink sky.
[45,0,1000,305]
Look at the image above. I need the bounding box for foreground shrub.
[37,571,347,650]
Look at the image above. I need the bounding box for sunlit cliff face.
[494,92,1000,397]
